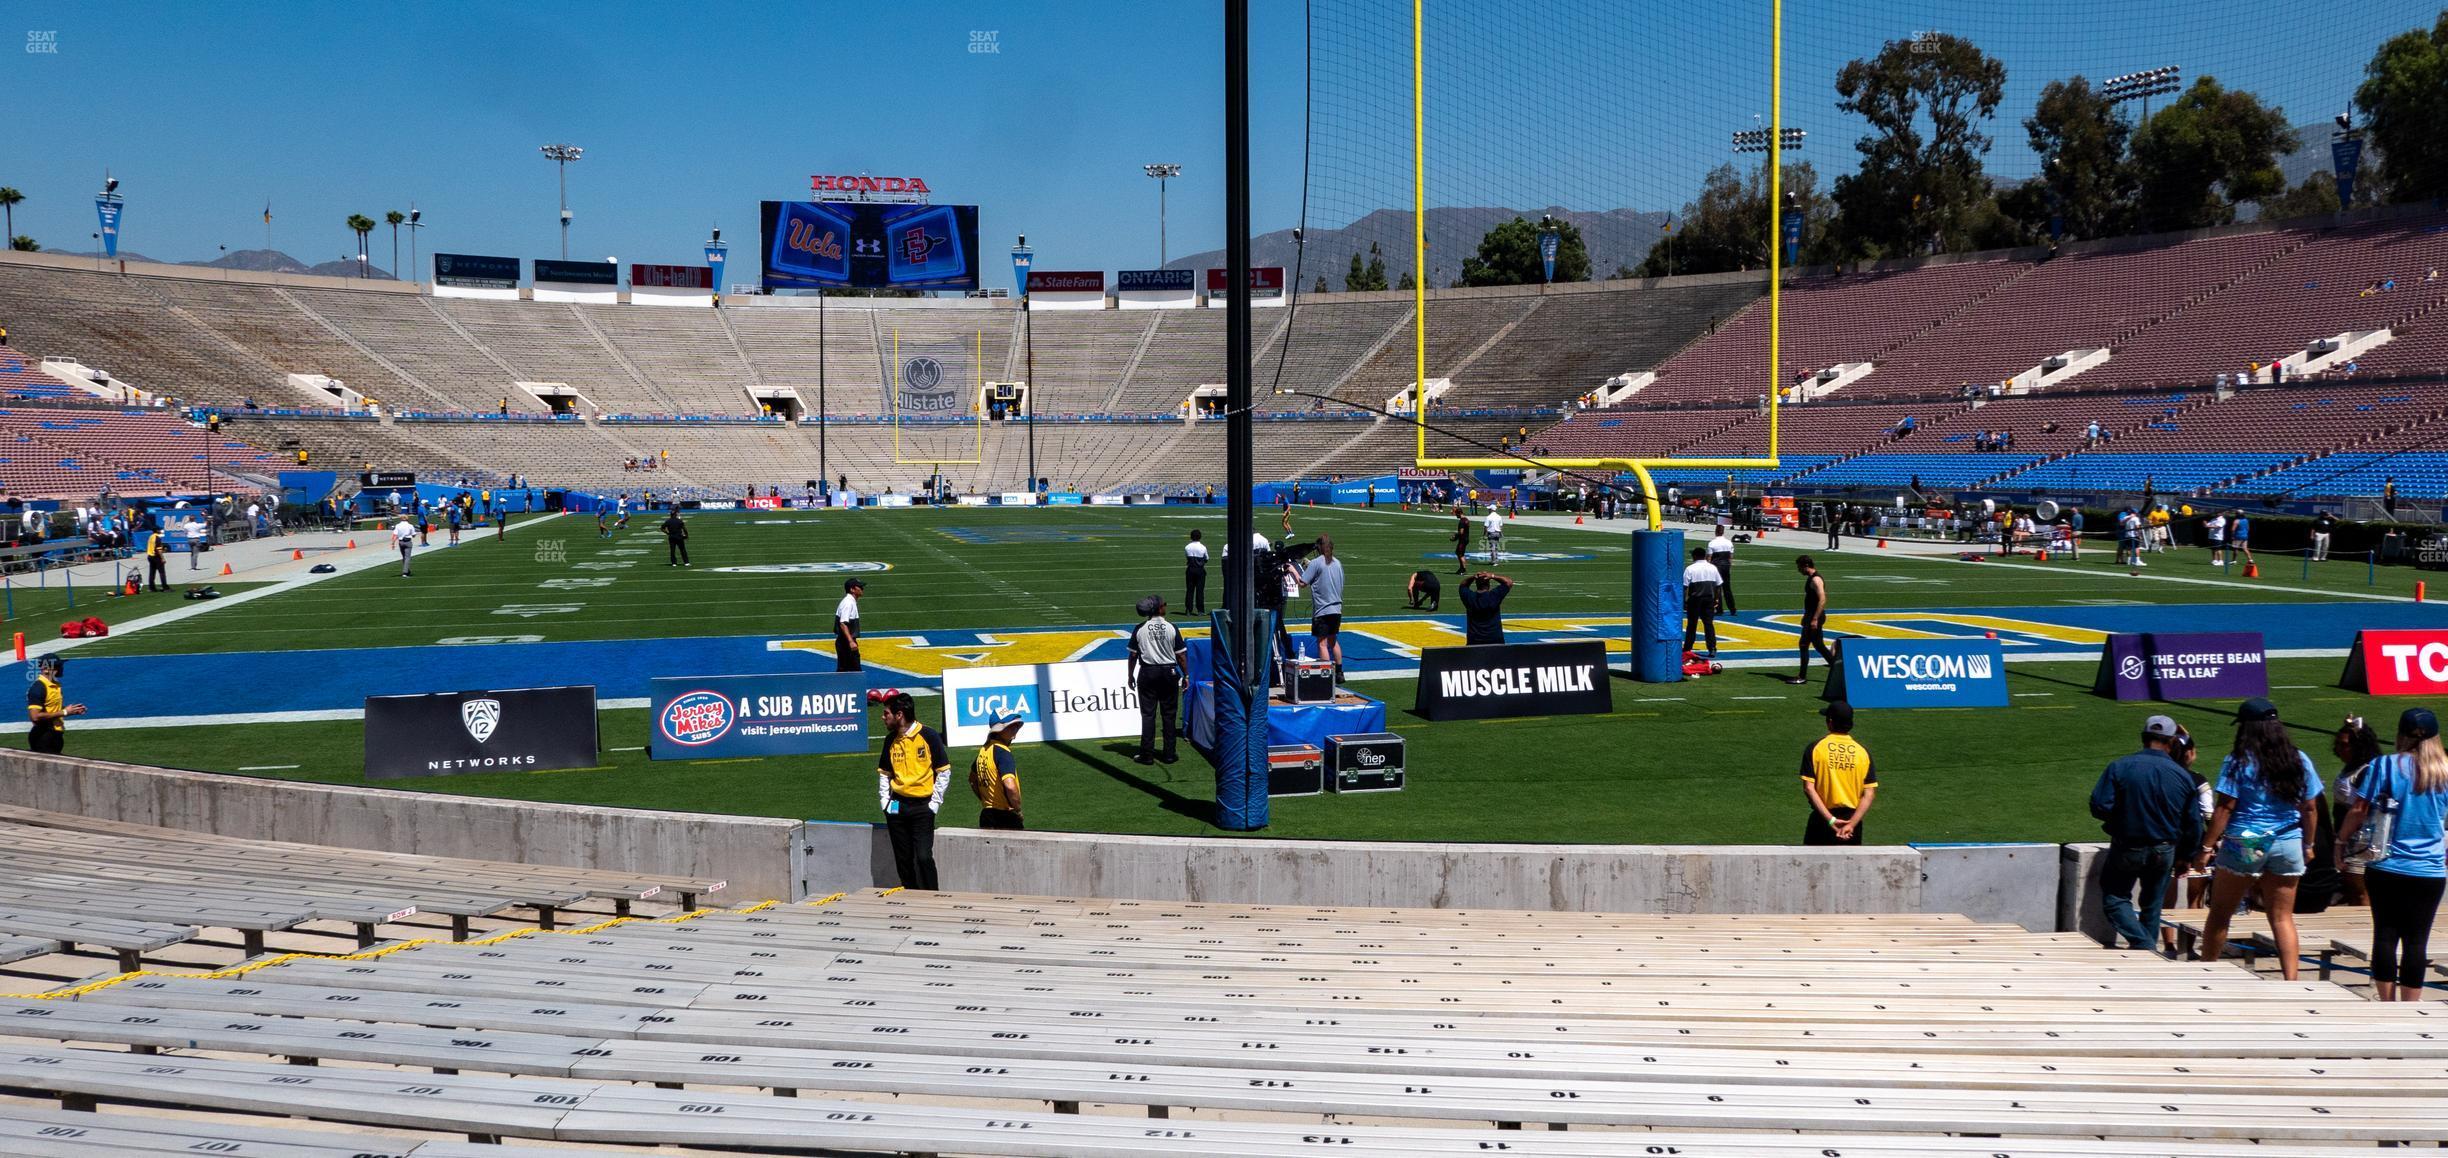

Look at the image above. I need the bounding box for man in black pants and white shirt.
[1707,526,1738,615]
[833,579,864,672]
[1129,595,1184,765]
[1182,530,1208,615]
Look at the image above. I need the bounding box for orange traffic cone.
[1574,515,1585,525]
[1876,538,1888,549]
[2243,562,2259,579]
[218,563,233,576]
[291,549,303,561]
[347,539,357,549]
[2419,581,2428,603]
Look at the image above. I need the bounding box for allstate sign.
[1825,637,2008,708]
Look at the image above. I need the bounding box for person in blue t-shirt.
[2193,697,2323,979]
[2337,707,2448,1001]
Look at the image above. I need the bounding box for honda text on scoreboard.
[761,200,981,292]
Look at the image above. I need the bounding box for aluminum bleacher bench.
[0,934,61,967]
[0,1043,2417,1154]
[0,904,195,971]
[0,1104,721,1158]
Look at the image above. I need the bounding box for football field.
[32,503,2448,846]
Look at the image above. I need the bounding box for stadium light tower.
[540,144,584,258]
[1144,163,1182,266]
[2101,67,2181,121]
[405,205,424,284]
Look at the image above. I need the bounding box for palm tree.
[384,210,405,280]
[0,188,21,244]
[345,214,376,278]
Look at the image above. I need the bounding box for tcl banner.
[1413,640,1610,722]
[2094,632,2268,702]
[1025,270,1104,293]
[630,263,714,289]
[744,496,783,510]
[647,672,867,759]
[2343,629,2448,694]
[364,685,598,779]
[1205,266,1285,296]
[941,659,1143,746]
[1825,638,2008,709]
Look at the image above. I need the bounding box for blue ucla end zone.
[21,599,2448,727]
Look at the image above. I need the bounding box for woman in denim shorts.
[2193,697,2324,979]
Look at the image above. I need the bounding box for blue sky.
[2,2,2435,288]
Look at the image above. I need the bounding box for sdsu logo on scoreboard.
[659,691,735,747]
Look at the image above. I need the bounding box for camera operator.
[1254,536,1316,688]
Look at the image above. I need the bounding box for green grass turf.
[40,506,2428,844]
[52,655,2395,846]
[69,505,2421,657]
[0,571,264,640]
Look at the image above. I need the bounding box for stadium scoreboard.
[761,200,980,292]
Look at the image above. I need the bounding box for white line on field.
[2014,692,2055,698]
[1731,695,1789,701]
[237,764,299,771]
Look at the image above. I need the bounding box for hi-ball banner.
[761,201,981,291]
[647,672,868,759]
[941,659,1143,746]
[1824,637,2008,709]
[2093,632,2268,702]
[364,684,598,779]
[1413,640,1610,722]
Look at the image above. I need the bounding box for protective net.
[889,326,988,466]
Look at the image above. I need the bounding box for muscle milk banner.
[2094,632,2267,702]
[2343,629,2448,695]
[942,659,1143,746]
[1824,638,2008,709]
[648,672,867,759]
[1413,640,1610,722]
[364,685,597,779]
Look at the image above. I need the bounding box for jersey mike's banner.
[2342,628,2448,695]
[2094,632,2268,702]
[432,253,519,289]
[1825,638,2008,709]
[1413,640,1610,722]
[647,672,867,760]
[533,258,619,285]
[760,201,981,291]
[364,685,597,779]
[941,659,1143,746]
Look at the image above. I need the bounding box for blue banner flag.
[94,197,122,259]
[2333,136,2364,211]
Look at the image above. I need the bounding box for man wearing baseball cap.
[969,709,1026,830]
[1799,700,1876,845]
[2088,714,2205,952]
[833,579,864,673]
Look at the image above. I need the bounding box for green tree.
[1313,274,1330,293]
[2358,12,2448,202]
[2259,173,2342,220]
[1457,216,1589,287]
[1633,162,1824,278]
[2129,78,2299,231]
[1828,33,2008,259]
[1344,241,1389,292]
[1397,270,1416,291]
[384,210,406,280]
[2024,76,2135,240]
[8,235,35,252]
[345,213,377,277]
[0,188,21,245]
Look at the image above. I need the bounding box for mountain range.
[42,247,396,280]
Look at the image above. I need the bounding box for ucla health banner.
[94,197,122,258]
[941,659,1141,746]
[1825,637,2007,708]
[648,672,867,759]
[2093,632,2267,702]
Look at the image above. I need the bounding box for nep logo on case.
[658,690,735,747]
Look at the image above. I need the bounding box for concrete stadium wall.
[0,753,806,903]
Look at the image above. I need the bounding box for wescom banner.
[364,684,598,779]
[941,659,1141,746]
[1825,638,2008,708]
[647,673,868,760]
[2343,629,2448,695]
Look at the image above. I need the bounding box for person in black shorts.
[1405,569,1442,610]
[1450,506,1471,574]
[1786,554,1837,685]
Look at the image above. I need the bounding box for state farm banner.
[2094,632,2268,702]
[1025,270,1104,293]
[364,685,597,779]
[2343,629,2448,695]
[1413,640,1610,722]
[648,673,867,759]
[1824,638,2008,709]
[942,659,1143,746]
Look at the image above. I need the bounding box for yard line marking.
[1731,695,1789,701]
[609,746,644,752]
[2013,692,2055,698]
[237,764,299,771]
[2274,684,2317,689]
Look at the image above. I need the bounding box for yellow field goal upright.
[1406,0,1784,528]
[890,327,987,466]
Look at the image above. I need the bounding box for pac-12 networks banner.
[761,201,980,291]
